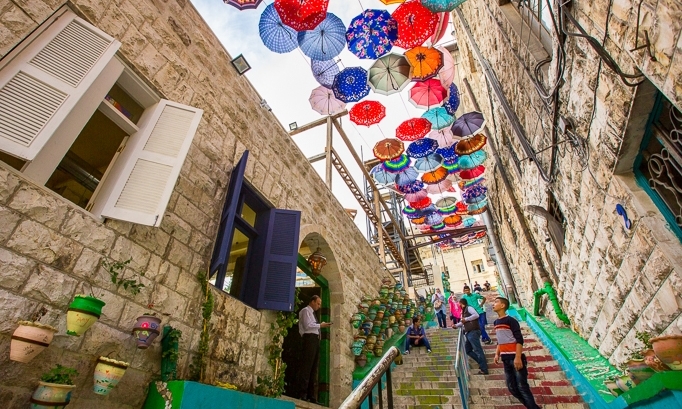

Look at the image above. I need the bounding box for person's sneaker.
[427,349,432,353]
[484,339,493,345]
[404,350,409,355]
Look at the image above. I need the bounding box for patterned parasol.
[373,138,404,161]
[350,100,386,126]
[383,153,411,173]
[275,0,330,32]
[421,0,468,13]
[311,59,340,88]
[259,4,299,53]
[427,128,458,147]
[397,180,425,194]
[404,189,429,202]
[332,67,371,103]
[436,144,458,161]
[346,9,397,59]
[368,53,412,96]
[224,0,263,10]
[425,212,444,226]
[405,46,443,81]
[451,111,486,137]
[411,216,427,225]
[421,107,454,130]
[395,167,420,185]
[429,12,450,45]
[406,137,438,158]
[309,85,346,115]
[396,118,432,141]
[442,158,460,173]
[437,46,456,86]
[422,166,448,184]
[379,0,406,4]
[409,79,448,109]
[298,13,346,61]
[458,176,485,190]
[436,196,458,210]
[370,164,397,184]
[443,84,461,115]
[413,153,443,171]
[457,150,488,170]
[454,133,487,155]
[392,0,439,49]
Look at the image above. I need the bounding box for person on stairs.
[493,297,542,409]
[461,285,492,344]
[431,288,447,329]
[404,316,431,354]
[448,293,461,327]
[454,298,489,375]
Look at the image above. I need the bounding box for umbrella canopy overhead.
[443,83,461,115]
[311,59,340,88]
[275,0,330,32]
[383,153,411,173]
[427,128,458,147]
[437,46,456,86]
[368,53,412,96]
[454,133,487,154]
[346,9,397,59]
[370,164,397,184]
[421,166,448,184]
[404,189,428,202]
[425,178,453,194]
[421,0,468,13]
[443,214,463,227]
[350,100,386,126]
[405,46,443,81]
[435,196,458,210]
[396,118,432,141]
[298,13,346,61]
[224,0,263,10]
[373,138,404,160]
[409,196,433,210]
[421,107,454,130]
[425,212,444,226]
[409,78,448,109]
[392,0,439,49]
[379,0,406,4]
[451,111,486,137]
[457,150,488,170]
[414,153,443,171]
[309,85,346,115]
[406,137,438,158]
[442,158,460,173]
[395,167,420,185]
[332,67,371,102]
[397,180,424,194]
[436,143,458,160]
[259,4,299,54]
[459,165,485,180]
[429,12,450,45]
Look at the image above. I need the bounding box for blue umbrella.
[421,0,468,13]
[443,84,460,115]
[346,9,398,60]
[442,158,460,174]
[332,67,371,103]
[311,59,340,88]
[259,4,298,54]
[370,164,397,184]
[457,150,488,170]
[421,107,454,130]
[436,144,458,161]
[414,153,443,172]
[406,138,438,158]
[426,213,444,226]
[396,180,425,194]
[395,167,420,186]
[383,153,410,173]
[461,216,476,227]
[298,13,346,61]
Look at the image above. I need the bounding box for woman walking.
[448,293,461,328]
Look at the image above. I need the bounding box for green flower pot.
[67,295,106,336]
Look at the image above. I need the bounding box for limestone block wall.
[0,1,391,408]
[451,0,682,367]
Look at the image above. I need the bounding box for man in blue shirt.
[460,285,492,344]
[404,316,431,354]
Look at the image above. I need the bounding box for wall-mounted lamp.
[289,122,298,131]
[307,247,327,276]
[230,54,251,75]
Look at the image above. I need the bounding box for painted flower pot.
[614,374,635,392]
[10,321,58,363]
[388,315,396,324]
[604,378,624,397]
[365,342,375,351]
[626,358,656,385]
[398,325,406,333]
[93,356,129,395]
[651,335,682,370]
[132,315,162,349]
[352,313,364,322]
[66,295,105,336]
[372,325,381,335]
[367,334,377,345]
[376,311,384,320]
[368,312,377,321]
[374,346,383,357]
[30,382,76,409]
[643,348,671,372]
[361,321,373,335]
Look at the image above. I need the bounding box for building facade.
[452,0,682,366]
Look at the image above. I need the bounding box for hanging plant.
[132,313,162,349]
[189,271,213,382]
[103,258,146,295]
[93,356,129,395]
[66,294,106,336]
[161,326,182,382]
[31,365,78,407]
[10,307,57,363]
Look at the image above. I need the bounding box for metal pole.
[386,366,394,409]
[325,116,333,188]
[374,190,386,264]
[378,375,383,408]
[339,347,401,409]
[461,246,472,288]
[481,207,517,304]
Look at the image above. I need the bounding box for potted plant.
[10,308,57,363]
[93,356,129,395]
[625,350,656,385]
[66,294,105,336]
[30,364,78,408]
[651,334,682,370]
[132,313,162,349]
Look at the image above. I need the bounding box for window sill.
[498,3,551,64]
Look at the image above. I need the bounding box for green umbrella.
[368,53,412,96]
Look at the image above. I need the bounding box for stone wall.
[451,0,682,367]
[0,1,391,408]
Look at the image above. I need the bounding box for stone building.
[0,1,392,408]
[451,0,682,366]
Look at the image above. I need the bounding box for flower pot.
[93,356,129,395]
[374,346,383,357]
[651,335,682,370]
[30,381,75,409]
[10,321,57,363]
[355,354,367,367]
[367,334,377,345]
[398,325,406,333]
[626,358,656,385]
[376,311,384,320]
[614,374,635,392]
[132,315,162,349]
[643,348,670,372]
[67,295,105,336]
[604,378,624,397]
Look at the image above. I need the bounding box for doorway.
[282,286,320,398]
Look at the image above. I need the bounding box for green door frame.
[297,254,331,407]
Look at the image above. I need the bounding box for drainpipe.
[534,282,570,325]
[481,208,517,305]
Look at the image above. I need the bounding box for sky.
[190,0,458,235]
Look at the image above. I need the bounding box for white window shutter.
[94,100,203,226]
[0,11,120,160]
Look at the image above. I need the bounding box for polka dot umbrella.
[396,180,424,194]
[436,143,458,161]
[311,59,340,88]
[350,100,386,126]
[396,118,432,141]
[428,12,450,45]
[406,137,438,158]
[332,67,371,103]
[392,0,439,49]
[442,84,461,115]
[425,212,444,226]
[275,0,329,32]
[346,9,397,59]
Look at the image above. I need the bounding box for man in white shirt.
[298,295,332,403]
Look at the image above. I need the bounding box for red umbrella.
[396,118,432,141]
[392,0,439,49]
[409,79,447,109]
[409,197,432,210]
[459,165,486,180]
[349,101,386,126]
[274,0,329,32]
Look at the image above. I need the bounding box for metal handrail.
[454,329,472,409]
[338,346,403,409]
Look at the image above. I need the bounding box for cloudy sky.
[190,0,458,235]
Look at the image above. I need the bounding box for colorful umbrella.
[437,46,456,86]
[396,118,432,141]
[346,9,397,59]
[451,111,486,137]
[411,216,426,224]
[458,176,485,190]
[275,0,329,32]
[436,144,458,160]
[425,178,453,194]
[454,133,487,155]
[406,137,438,158]
[392,0,439,49]
[332,67,371,103]
[224,0,263,10]
[468,205,488,215]
[309,85,346,115]
[427,128,458,147]
[425,212,444,226]
[414,153,443,171]
[311,59,340,88]
[455,201,469,216]
[409,197,433,210]
[409,79,448,109]
[350,100,386,126]
[443,214,463,227]
[421,0,467,13]
[405,46,443,81]
[463,185,487,201]
[421,107,454,130]
[402,205,420,218]
[380,0,405,4]
[395,167,420,185]
[383,154,411,173]
[298,13,346,61]
[461,215,476,226]
[429,12,450,45]
[459,165,485,180]
[370,164,397,184]
[422,166,448,184]
[373,138,404,161]
[368,53,412,96]
[397,180,424,194]
[259,4,299,53]
[404,189,429,202]
[436,196,458,209]
[457,150,488,170]
[443,84,461,115]
[442,158,460,173]
[438,203,458,215]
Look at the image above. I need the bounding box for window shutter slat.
[94,100,203,226]
[0,12,119,160]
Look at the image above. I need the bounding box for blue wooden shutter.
[209,151,248,288]
[256,209,301,311]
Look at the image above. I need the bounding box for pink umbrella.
[437,46,456,87]
[409,78,448,109]
[309,85,346,115]
[404,189,429,202]
[427,128,460,147]
[425,178,453,194]
[429,12,450,45]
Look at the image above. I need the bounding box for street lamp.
[230,54,251,75]
[307,247,327,276]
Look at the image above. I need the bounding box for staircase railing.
[454,329,472,409]
[338,346,403,409]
